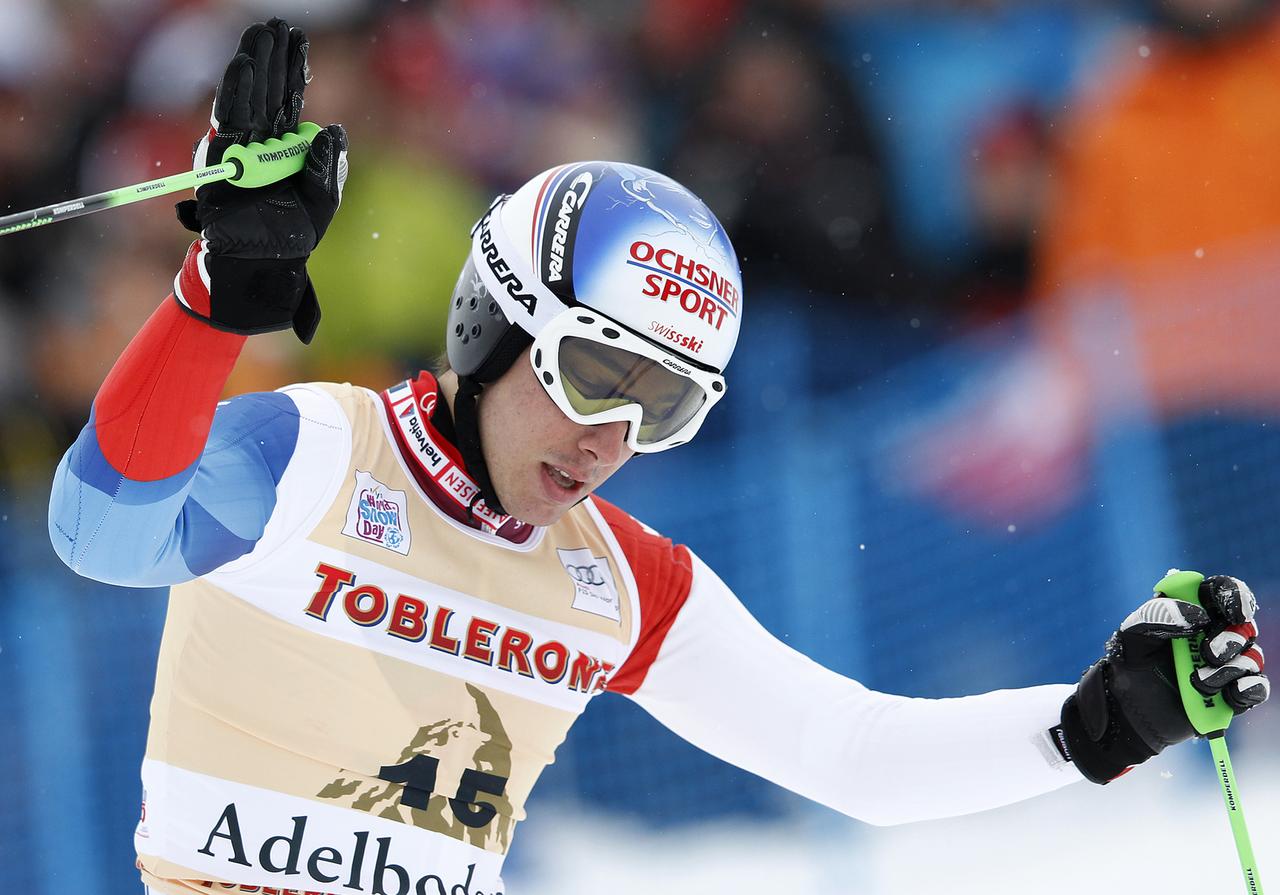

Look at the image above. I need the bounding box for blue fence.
[4,296,1278,894]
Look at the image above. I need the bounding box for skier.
[49,19,1268,895]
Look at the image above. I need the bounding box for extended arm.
[626,553,1080,826]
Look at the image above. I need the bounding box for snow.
[509,747,1277,893]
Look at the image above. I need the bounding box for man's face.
[479,347,635,526]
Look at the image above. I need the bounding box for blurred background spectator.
[2,1,1279,893]
[1033,0,1280,580]
[663,5,910,307]
[1038,0,1280,415]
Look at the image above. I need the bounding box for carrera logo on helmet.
[629,240,739,332]
[476,210,537,315]
[547,172,593,284]
[660,356,693,376]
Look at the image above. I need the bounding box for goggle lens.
[557,336,708,445]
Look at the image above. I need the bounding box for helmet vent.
[488,301,499,316]
[542,371,554,386]
[534,348,543,368]
[454,323,464,336]
[712,382,724,392]
[468,296,479,310]
[577,315,594,324]
[602,327,619,339]
[454,296,463,309]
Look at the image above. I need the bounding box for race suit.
[49,298,1081,895]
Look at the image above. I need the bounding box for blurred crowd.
[6,7,1280,887]
[2,0,1280,524]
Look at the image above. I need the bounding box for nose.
[578,419,631,468]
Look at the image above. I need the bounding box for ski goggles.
[529,307,726,453]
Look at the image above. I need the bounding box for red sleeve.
[94,241,245,481]
[590,496,694,696]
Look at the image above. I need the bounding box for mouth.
[541,462,587,503]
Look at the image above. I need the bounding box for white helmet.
[445,162,744,509]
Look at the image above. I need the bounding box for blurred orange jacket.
[1036,12,1280,414]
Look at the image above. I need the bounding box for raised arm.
[48,18,346,587]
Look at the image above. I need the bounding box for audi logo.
[565,564,606,586]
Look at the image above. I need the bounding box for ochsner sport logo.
[546,172,593,283]
[630,239,739,332]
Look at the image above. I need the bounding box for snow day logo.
[343,471,412,556]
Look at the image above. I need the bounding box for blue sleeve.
[48,392,302,587]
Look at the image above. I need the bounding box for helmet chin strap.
[450,322,533,521]
[452,373,508,518]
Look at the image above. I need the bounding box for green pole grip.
[1154,568,1235,735]
[1157,570,1264,893]
[221,121,322,189]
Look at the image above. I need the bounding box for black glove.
[1057,574,1268,784]
[172,17,347,344]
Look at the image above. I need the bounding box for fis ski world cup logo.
[343,471,412,556]
[558,547,621,622]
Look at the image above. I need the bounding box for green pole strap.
[1154,569,1264,894]
[0,122,321,237]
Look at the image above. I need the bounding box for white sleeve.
[627,551,1083,826]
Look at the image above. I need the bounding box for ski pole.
[1156,569,1265,895]
[0,121,322,238]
